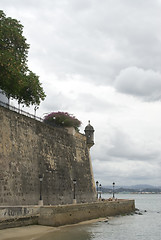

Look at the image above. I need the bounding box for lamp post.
[99,184,102,199]
[96,181,99,199]
[34,106,39,117]
[73,179,77,204]
[21,105,24,114]
[39,174,43,206]
[112,182,115,199]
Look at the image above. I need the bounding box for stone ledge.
[0,215,39,230]
[38,199,135,227]
[0,200,135,229]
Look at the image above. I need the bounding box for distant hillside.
[127,184,161,190]
[102,185,161,194]
[103,184,161,189]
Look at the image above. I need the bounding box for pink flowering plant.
[43,112,81,131]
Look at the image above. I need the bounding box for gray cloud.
[93,158,161,186]
[92,126,160,163]
[115,67,161,101]
[107,129,160,161]
[3,0,161,85]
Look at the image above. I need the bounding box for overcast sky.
[1,0,161,187]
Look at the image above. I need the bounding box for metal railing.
[0,100,43,122]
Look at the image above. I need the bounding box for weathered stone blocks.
[0,106,96,205]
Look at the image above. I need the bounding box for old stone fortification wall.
[0,200,135,229]
[0,105,96,205]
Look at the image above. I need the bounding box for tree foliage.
[0,10,46,106]
[44,112,82,131]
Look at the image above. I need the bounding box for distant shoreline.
[103,192,161,194]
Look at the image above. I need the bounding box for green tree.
[0,10,45,106]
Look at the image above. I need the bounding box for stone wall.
[0,106,96,205]
[0,206,40,219]
[39,199,135,227]
[0,200,135,229]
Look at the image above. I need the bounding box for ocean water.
[37,194,161,240]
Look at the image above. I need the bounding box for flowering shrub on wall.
[43,112,81,131]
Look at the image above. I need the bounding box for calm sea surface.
[37,194,161,240]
